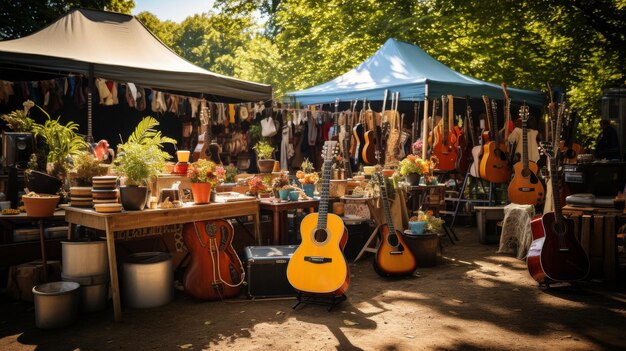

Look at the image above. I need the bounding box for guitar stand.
[449,169,495,230]
[292,292,347,312]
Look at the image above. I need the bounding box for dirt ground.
[1,225,625,351]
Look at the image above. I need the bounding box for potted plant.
[398,154,430,186]
[187,159,218,204]
[271,172,290,199]
[253,140,276,173]
[247,175,267,197]
[296,158,318,197]
[114,117,176,210]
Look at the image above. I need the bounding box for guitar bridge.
[389,251,404,255]
[518,187,535,192]
[304,256,332,264]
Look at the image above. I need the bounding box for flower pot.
[25,170,62,195]
[289,191,300,201]
[278,189,291,201]
[22,195,60,217]
[405,173,421,186]
[257,159,275,173]
[409,221,427,235]
[119,185,148,211]
[382,169,395,178]
[191,183,212,204]
[302,184,315,197]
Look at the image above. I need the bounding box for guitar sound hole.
[387,234,399,247]
[313,229,328,243]
[521,169,531,177]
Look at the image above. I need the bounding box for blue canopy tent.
[287,38,543,106]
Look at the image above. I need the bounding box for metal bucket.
[32,281,80,329]
[123,252,173,309]
[62,273,109,313]
[62,239,108,277]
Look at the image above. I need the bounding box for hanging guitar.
[507,105,545,205]
[342,100,355,177]
[465,103,481,178]
[353,98,367,166]
[182,219,245,300]
[362,90,387,165]
[526,136,589,285]
[431,95,458,171]
[479,96,511,183]
[560,107,583,165]
[372,173,417,276]
[192,107,209,162]
[286,141,349,296]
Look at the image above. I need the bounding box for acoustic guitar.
[507,105,545,205]
[431,95,458,171]
[479,96,511,183]
[352,98,367,166]
[560,107,583,165]
[526,138,589,285]
[362,91,387,165]
[373,173,417,276]
[287,141,350,296]
[192,106,222,164]
[182,219,245,300]
[192,107,209,162]
[464,104,481,178]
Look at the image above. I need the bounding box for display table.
[64,200,260,322]
[259,198,320,244]
[0,210,65,278]
[406,184,447,215]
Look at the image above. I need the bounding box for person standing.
[594,119,621,160]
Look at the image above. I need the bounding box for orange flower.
[296,170,305,179]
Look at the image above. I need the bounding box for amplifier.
[244,245,297,299]
[563,162,626,196]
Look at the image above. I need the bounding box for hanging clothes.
[308,112,317,146]
[281,120,294,170]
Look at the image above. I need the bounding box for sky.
[131,0,217,22]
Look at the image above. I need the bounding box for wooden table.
[64,200,260,322]
[406,184,447,214]
[259,198,320,244]
[0,210,65,279]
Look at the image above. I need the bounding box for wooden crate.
[475,206,506,244]
[563,207,618,282]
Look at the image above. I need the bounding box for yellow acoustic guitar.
[287,141,349,296]
[373,173,416,276]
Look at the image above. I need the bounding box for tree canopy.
[2,0,625,147]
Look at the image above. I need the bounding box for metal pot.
[123,252,173,309]
[62,239,108,277]
[32,281,80,329]
[62,273,109,313]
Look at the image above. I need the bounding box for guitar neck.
[522,119,529,170]
[316,159,333,230]
[549,155,563,221]
[378,175,395,233]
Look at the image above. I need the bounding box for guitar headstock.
[322,141,339,161]
[519,105,529,123]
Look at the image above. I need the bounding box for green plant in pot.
[114,116,176,210]
[253,139,276,173]
[69,150,109,186]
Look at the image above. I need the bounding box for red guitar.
[373,173,416,276]
[183,219,245,300]
[431,95,458,171]
[479,97,511,183]
[526,116,589,285]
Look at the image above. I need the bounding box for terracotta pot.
[22,195,60,217]
[382,169,396,178]
[191,182,212,204]
[119,186,148,211]
[257,159,275,173]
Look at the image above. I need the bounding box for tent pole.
[87,63,94,144]
[421,84,429,159]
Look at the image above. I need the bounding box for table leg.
[38,219,47,282]
[273,210,280,245]
[254,213,261,245]
[104,217,122,322]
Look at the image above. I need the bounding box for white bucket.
[62,240,108,277]
[123,252,173,309]
[32,281,80,329]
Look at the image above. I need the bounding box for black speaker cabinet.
[2,132,34,168]
[244,245,297,298]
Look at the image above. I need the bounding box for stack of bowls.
[91,176,118,205]
[69,186,93,207]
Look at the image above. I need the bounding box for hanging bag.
[261,116,277,137]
